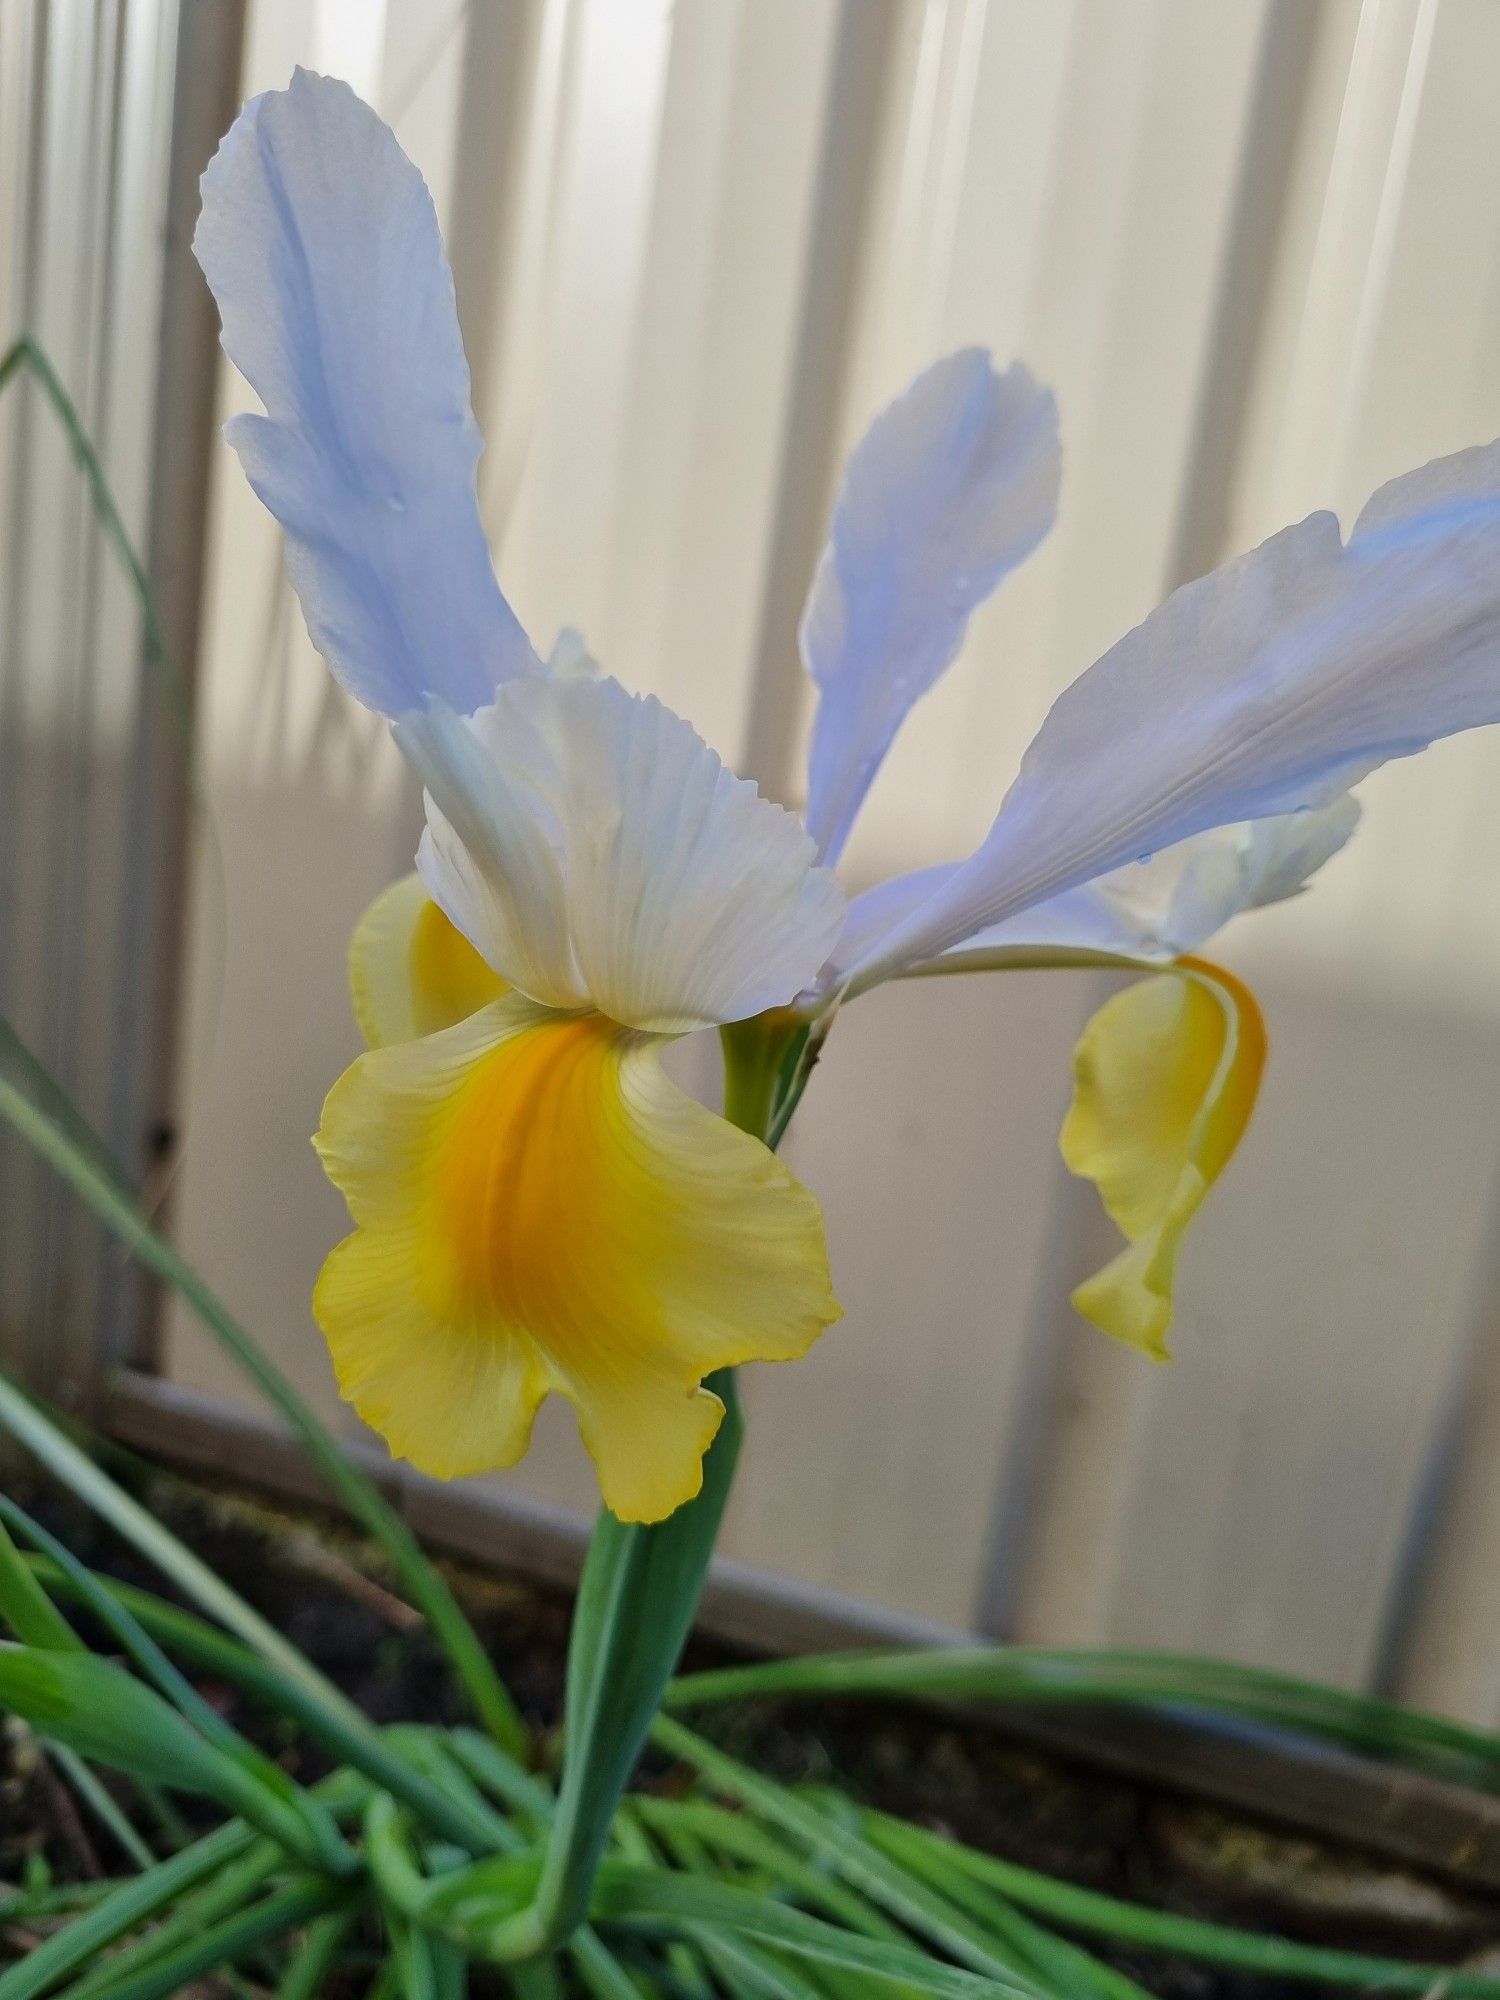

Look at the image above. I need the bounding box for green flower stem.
[0,1062,527,1758]
[476,1021,811,1965]
[719,1014,806,1139]
[363,1782,643,1999]
[495,1375,743,1960]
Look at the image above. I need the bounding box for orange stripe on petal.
[313,996,839,1522]
[1060,956,1265,1358]
[349,873,506,1047]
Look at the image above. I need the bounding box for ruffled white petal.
[835,796,1359,984]
[845,439,1500,984]
[195,69,539,717]
[546,627,601,679]
[801,351,1059,865]
[397,677,846,1033]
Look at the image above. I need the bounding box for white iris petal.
[401,678,846,1035]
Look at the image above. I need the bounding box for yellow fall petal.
[313,995,840,1522]
[1059,955,1265,1359]
[349,872,506,1046]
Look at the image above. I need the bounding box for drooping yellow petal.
[313,994,840,1521]
[1059,956,1265,1358]
[349,873,506,1047]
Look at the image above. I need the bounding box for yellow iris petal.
[313,995,840,1522]
[349,873,506,1047]
[1060,955,1266,1359]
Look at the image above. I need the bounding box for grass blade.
[666,1645,1500,1786]
[0,1513,81,1651]
[0,1356,351,1715]
[55,1875,350,2000]
[23,1556,501,1855]
[868,1809,1500,1997]
[274,1905,361,2000]
[0,1055,526,1756]
[648,1718,1042,1988]
[0,1822,256,2000]
[47,1750,155,1872]
[589,1869,1038,1998]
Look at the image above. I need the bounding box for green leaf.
[25,1556,501,1855]
[665,1644,1500,1787]
[0,1647,244,1799]
[0,1771,367,2000]
[868,1809,1500,1997]
[0,1042,527,1757]
[589,1868,1038,1998]
[0,340,194,761]
[274,1906,362,2000]
[0,1499,354,1875]
[0,1823,256,2000]
[61,1843,284,2000]
[633,1798,908,1948]
[482,1372,745,1960]
[857,1812,1148,2000]
[60,1876,351,2000]
[0,1360,353,1724]
[0,1647,350,1874]
[647,1718,1039,1988]
[46,1749,155,1872]
[692,1931,826,2000]
[0,331,521,1743]
[1,1497,272,1761]
[0,1512,80,1651]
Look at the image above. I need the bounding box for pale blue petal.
[801,350,1059,865]
[845,439,1500,984]
[835,798,1357,988]
[937,797,1362,971]
[195,69,539,717]
[835,864,1155,978]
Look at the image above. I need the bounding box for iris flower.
[197,71,1500,1522]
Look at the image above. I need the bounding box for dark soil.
[4,1451,1500,1997]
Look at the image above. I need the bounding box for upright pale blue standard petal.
[194,69,540,717]
[800,350,1059,866]
[847,437,1500,984]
